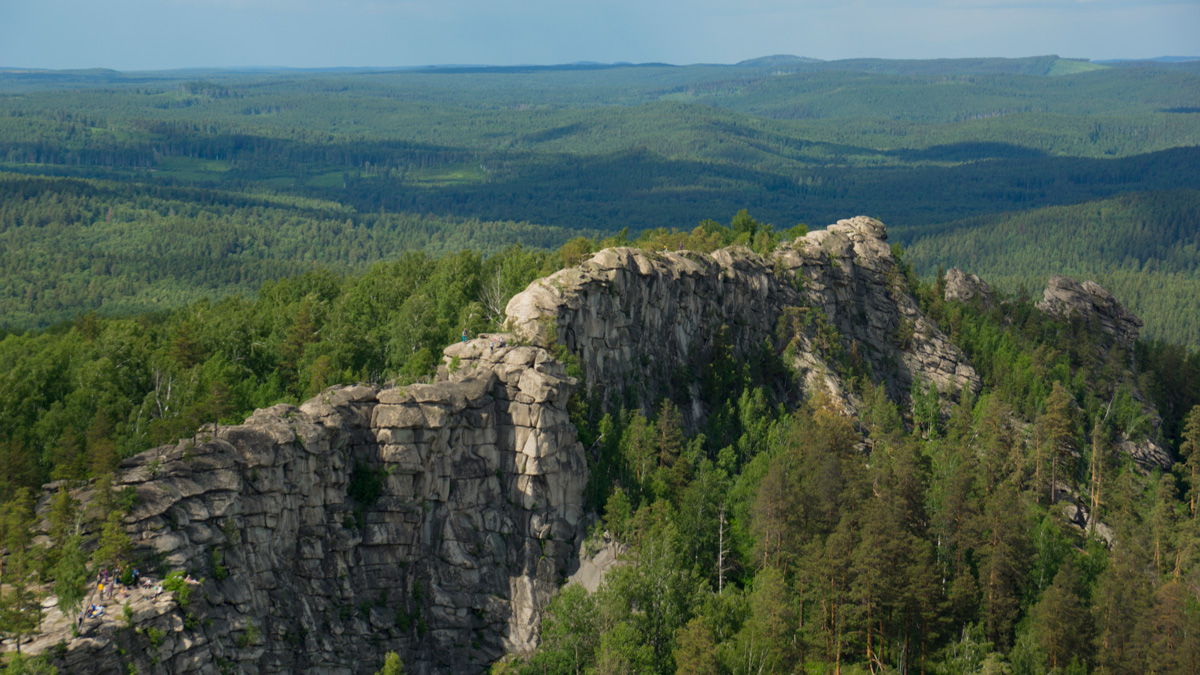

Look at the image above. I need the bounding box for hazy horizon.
[2,0,1198,72]
[4,54,1200,75]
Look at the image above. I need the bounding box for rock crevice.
[41,342,585,675]
[506,216,978,421]
[37,216,983,673]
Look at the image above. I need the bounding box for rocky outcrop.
[1038,276,1142,353]
[944,267,996,308]
[33,340,585,675]
[1117,433,1172,470]
[1035,276,1171,467]
[507,216,978,420]
[29,216,981,673]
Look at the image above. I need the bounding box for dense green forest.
[0,171,595,330]
[2,58,1200,670]
[1,221,1200,673]
[1,56,1199,342]
[0,242,571,493]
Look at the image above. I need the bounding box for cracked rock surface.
[1038,275,1144,355]
[34,216,989,673]
[506,216,979,423]
[33,342,585,675]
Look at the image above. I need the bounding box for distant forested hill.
[0,56,1197,338]
[0,172,592,330]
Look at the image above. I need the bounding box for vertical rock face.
[506,216,978,421]
[43,341,585,675]
[778,217,979,401]
[37,216,979,673]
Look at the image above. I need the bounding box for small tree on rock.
[376,651,405,675]
[93,511,132,572]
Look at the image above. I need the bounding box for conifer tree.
[53,535,89,625]
[1136,579,1200,675]
[93,511,133,572]
[1038,382,1076,504]
[1032,561,1091,671]
[86,410,118,478]
[1088,416,1109,532]
[1,490,42,653]
[47,486,79,547]
[674,618,720,675]
[752,454,800,571]
[1148,474,1180,576]
[975,484,1031,649]
[1181,405,1200,519]
[1092,529,1150,674]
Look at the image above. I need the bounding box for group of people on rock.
[71,563,206,635]
[94,567,126,601]
[77,567,165,629]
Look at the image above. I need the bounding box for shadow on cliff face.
[503,216,979,433]
[30,338,585,674]
[29,216,986,674]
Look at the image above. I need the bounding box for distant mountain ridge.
[5,54,1197,81]
[734,54,823,67]
[1096,56,1200,64]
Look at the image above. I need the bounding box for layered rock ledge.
[1038,275,1143,354]
[34,342,585,675]
[506,216,979,421]
[28,216,985,673]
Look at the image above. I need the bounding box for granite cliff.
[28,217,1149,673]
[28,343,585,674]
[507,216,979,425]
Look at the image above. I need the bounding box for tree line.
[0,218,1198,674]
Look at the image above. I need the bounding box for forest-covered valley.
[2,56,1199,343]
[1,55,1200,675]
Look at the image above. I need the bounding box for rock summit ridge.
[506,216,978,422]
[33,215,983,673]
[1038,275,1143,353]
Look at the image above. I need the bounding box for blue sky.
[1,0,1198,70]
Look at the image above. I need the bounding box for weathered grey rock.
[1038,275,1143,352]
[25,216,997,674]
[30,343,586,675]
[566,540,626,594]
[1117,433,1172,470]
[1062,502,1115,547]
[944,267,996,308]
[506,216,979,422]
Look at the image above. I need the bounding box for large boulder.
[944,267,996,309]
[1038,276,1142,353]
